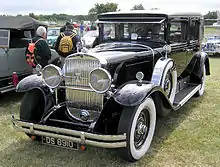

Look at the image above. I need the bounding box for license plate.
[42,136,79,150]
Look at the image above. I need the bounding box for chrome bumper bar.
[12,116,127,148]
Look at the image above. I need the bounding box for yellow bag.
[58,32,76,54]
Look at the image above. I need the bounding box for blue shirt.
[79,25,84,31]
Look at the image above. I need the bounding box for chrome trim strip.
[0,85,15,93]
[12,116,127,148]
[59,86,94,92]
[177,84,201,107]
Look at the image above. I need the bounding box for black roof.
[97,10,202,23]
[0,16,48,30]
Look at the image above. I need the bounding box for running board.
[0,85,15,94]
[173,84,201,108]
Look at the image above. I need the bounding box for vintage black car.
[0,16,60,94]
[12,10,210,162]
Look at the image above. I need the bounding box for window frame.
[0,29,10,48]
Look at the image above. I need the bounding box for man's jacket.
[25,36,51,68]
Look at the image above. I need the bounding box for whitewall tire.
[118,97,156,162]
[195,65,206,97]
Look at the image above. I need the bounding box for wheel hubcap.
[134,109,150,149]
[164,72,172,97]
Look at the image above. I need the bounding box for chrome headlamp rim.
[89,67,112,94]
[42,64,62,89]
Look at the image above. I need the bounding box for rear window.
[0,30,10,48]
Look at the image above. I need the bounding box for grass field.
[0,29,220,167]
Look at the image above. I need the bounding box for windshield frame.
[98,20,167,44]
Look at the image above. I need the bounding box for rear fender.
[181,52,210,82]
[200,52,210,76]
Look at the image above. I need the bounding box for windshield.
[84,30,98,37]
[101,23,164,42]
[47,29,60,36]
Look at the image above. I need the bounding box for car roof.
[99,10,202,18]
[0,16,48,30]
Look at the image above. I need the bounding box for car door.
[168,20,188,77]
[0,29,11,78]
[186,18,201,65]
[7,47,32,75]
[0,48,10,78]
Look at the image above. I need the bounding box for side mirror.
[163,44,171,58]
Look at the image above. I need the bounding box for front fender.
[113,81,163,107]
[16,74,46,93]
[16,74,55,113]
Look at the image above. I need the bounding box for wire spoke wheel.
[134,109,150,149]
[164,71,172,98]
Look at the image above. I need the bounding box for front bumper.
[12,115,127,148]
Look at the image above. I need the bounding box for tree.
[88,2,118,20]
[131,4,145,10]
[29,13,38,19]
[204,11,218,19]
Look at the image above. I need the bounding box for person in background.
[90,22,97,30]
[55,24,81,66]
[60,22,71,33]
[25,26,51,74]
[79,22,84,37]
[86,24,90,31]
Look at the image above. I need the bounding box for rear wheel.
[117,97,156,162]
[20,89,45,140]
[195,65,206,97]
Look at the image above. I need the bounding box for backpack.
[58,32,76,54]
[26,38,43,68]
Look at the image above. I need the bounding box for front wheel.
[20,89,45,140]
[117,97,156,162]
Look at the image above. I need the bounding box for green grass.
[0,58,220,167]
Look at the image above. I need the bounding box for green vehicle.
[47,27,60,48]
[0,16,60,94]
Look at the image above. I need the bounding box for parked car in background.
[12,10,210,162]
[47,27,60,48]
[82,30,99,48]
[202,35,220,56]
[0,16,60,94]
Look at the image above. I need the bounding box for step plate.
[174,84,201,107]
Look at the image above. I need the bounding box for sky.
[0,0,220,16]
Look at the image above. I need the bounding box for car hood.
[90,50,136,64]
[87,42,156,64]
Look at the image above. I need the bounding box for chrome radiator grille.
[64,55,103,111]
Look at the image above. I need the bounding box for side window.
[169,21,187,43]
[0,30,10,48]
[10,30,32,48]
[103,24,115,40]
[188,19,200,40]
